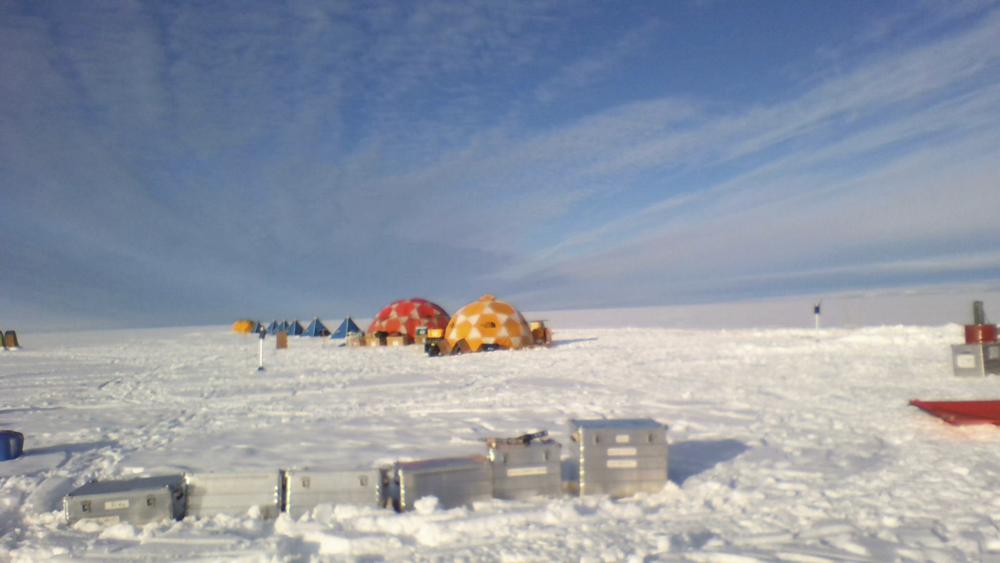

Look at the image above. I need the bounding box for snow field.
[1,324,1000,560]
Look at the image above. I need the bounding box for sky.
[1,0,1000,330]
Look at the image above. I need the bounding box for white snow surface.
[2,323,1000,561]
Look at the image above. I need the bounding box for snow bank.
[2,323,999,560]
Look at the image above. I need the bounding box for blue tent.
[267,320,280,335]
[304,318,330,337]
[331,317,363,339]
[253,321,265,334]
[287,320,305,336]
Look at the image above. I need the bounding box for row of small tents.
[232,318,361,339]
[231,294,551,354]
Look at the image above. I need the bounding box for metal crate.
[185,472,282,519]
[486,434,562,500]
[64,475,185,526]
[386,335,411,347]
[952,344,1000,377]
[569,418,669,498]
[284,468,387,518]
[394,456,492,511]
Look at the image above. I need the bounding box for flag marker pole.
[258,330,266,372]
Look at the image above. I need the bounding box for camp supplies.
[393,456,492,511]
[386,335,410,347]
[951,343,1000,376]
[424,328,446,356]
[184,472,282,519]
[965,301,998,343]
[952,301,1000,376]
[911,400,1000,425]
[414,327,428,345]
[0,430,24,461]
[64,475,186,526]
[529,321,552,346]
[487,431,562,500]
[569,418,669,498]
[284,468,388,518]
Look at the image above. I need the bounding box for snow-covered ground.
[2,322,1000,561]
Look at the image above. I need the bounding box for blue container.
[0,430,24,461]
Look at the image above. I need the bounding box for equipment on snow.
[951,301,1000,376]
[0,430,24,461]
[284,468,389,518]
[391,456,492,512]
[568,418,669,498]
[185,471,283,519]
[486,432,562,500]
[910,400,1000,425]
[65,475,186,526]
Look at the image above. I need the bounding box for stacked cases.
[63,418,671,525]
[569,419,669,498]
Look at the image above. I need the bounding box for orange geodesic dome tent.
[444,294,532,352]
[232,319,257,334]
[367,298,450,340]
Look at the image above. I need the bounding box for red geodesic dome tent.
[366,298,450,340]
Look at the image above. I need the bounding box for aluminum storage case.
[952,343,1000,377]
[0,430,24,461]
[486,433,561,500]
[569,418,669,498]
[386,335,411,347]
[394,456,492,511]
[284,468,387,518]
[185,472,282,519]
[64,475,185,526]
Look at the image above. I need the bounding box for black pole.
[974,301,986,325]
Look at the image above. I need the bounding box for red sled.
[910,400,1000,426]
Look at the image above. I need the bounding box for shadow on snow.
[669,439,749,485]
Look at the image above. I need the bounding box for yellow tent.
[444,294,533,352]
[232,319,257,334]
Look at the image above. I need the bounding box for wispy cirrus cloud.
[491,7,1000,305]
[533,20,662,104]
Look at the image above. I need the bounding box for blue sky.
[1,1,999,329]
